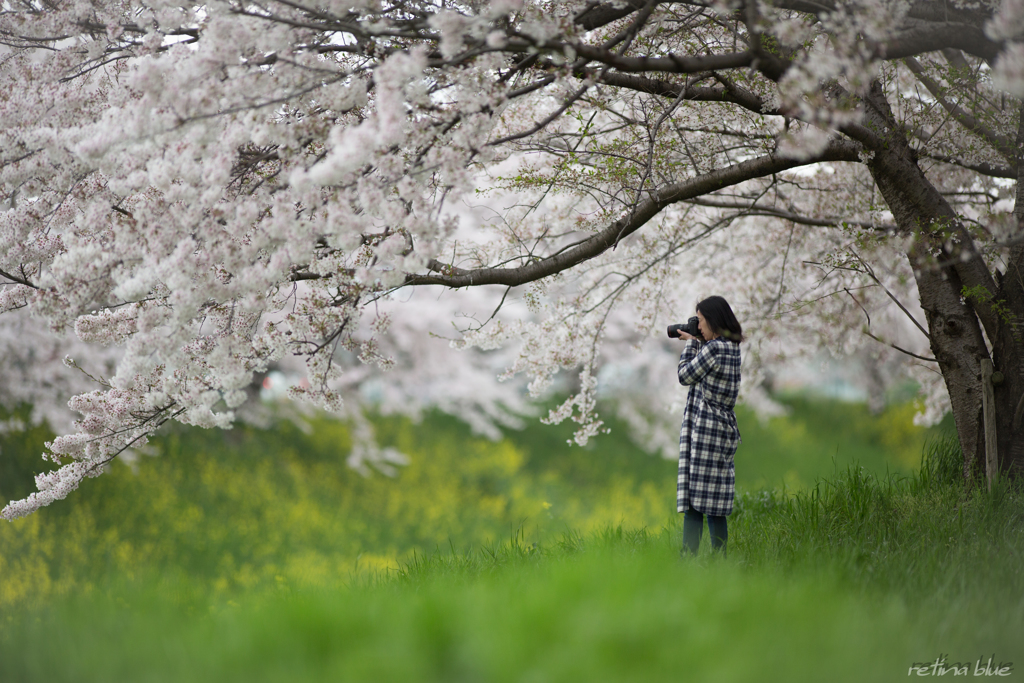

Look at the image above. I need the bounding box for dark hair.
[696,295,743,342]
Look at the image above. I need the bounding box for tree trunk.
[989,104,1024,480]
[861,82,1024,481]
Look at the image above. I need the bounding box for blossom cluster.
[1,0,1016,517]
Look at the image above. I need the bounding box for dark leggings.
[682,507,727,555]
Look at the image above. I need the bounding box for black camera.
[667,316,704,341]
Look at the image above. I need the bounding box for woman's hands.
[675,330,697,341]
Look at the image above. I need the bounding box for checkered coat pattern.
[677,337,742,516]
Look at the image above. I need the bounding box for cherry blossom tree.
[4,0,1024,518]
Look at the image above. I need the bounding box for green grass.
[733,395,945,490]
[0,399,1017,682]
[0,544,934,683]
[2,436,1022,682]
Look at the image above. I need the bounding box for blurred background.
[0,382,949,608]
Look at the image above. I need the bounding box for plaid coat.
[677,337,742,516]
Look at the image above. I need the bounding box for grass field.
[1,397,1020,682]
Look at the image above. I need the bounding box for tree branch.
[407,139,861,289]
[575,0,668,31]
[864,330,938,362]
[0,267,38,289]
[564,43,754,74]
[904,56,1015,162]
[597,71,774,114]
[876,23,999,63]
[685,197,897,231]
[918,152,1015,179]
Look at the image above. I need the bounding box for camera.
[667,316,704,341]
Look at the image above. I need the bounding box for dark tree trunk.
[861,82,1024,481]
[990,106,1024,479]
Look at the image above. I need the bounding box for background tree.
[3,0,1024,518]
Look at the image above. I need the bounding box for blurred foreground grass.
[0,539,959,683]
[1,397,1020,682]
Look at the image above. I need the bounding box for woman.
[674,295,743,556]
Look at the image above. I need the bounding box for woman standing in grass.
[673,296,743,556]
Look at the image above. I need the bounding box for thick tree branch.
[597,71,772,114]
[574,0,667,31]
[407,139,861,289]
[875,23,1000,63]
[563,43,755,74]
[859,80,1004,343]
[599,71,882,153]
